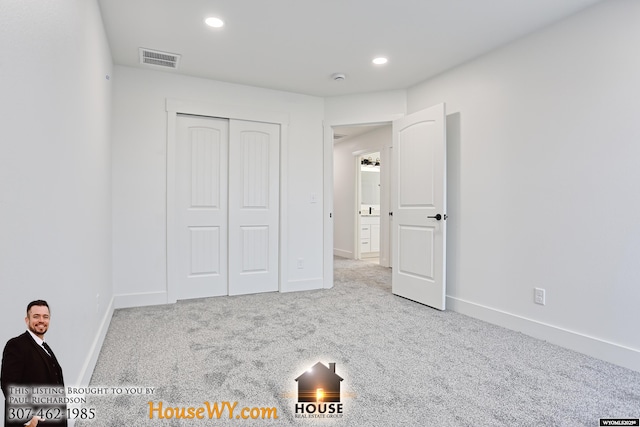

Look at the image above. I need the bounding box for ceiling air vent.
[139,48,181,69]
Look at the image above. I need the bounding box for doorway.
[324,104,449,310]
[357,151,381,264]
[331,124,391,268]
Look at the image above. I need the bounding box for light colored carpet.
[77,257,640,426]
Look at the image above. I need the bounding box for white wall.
[111,65,325,305]
[407,0,640,371]
[0,0,114,408]
[333,126,391,262]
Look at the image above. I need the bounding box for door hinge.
[329,212,332,218]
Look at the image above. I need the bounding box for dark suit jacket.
[1,332,67,427]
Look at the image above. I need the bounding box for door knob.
[427,214,442,221]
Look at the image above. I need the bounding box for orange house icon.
[295,362,343,402]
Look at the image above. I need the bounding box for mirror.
[360,152,380,208]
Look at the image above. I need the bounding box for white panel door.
[391,104,447,310]
[228,120,280,295]
[175,115,229,299]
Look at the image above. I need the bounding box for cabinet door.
[361,224,371,240]
[371,223,380,252]
[360,224,371,254]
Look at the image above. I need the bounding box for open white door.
[228,120,280,295]
[391,104,447,310]
[175,115,229,299]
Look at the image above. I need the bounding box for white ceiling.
[98,0,602,97]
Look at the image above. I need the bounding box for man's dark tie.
[41,341,63,385]
[42,341,55,358]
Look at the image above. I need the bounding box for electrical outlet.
[534,288,546,305]
[297,258,304,269]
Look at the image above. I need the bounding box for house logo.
[294,362,344,418]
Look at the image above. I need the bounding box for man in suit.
[1,300,67,427]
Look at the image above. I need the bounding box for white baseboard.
[74,296,115,387]
[333,248,353,259]
[447,296,640,373]
[114,291,169,309]
[281,277,324,293]
[361,252,379,259]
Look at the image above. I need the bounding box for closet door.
[228,120,280,295]
[175,115,229,299]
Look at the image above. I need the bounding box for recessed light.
[205,17,224,28]
[372,57,388,65]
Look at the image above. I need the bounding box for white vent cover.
[139,48,181,69]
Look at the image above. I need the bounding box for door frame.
[166,98,289,303]
[323,114,402,285]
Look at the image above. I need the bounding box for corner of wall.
[75,296,115,386]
